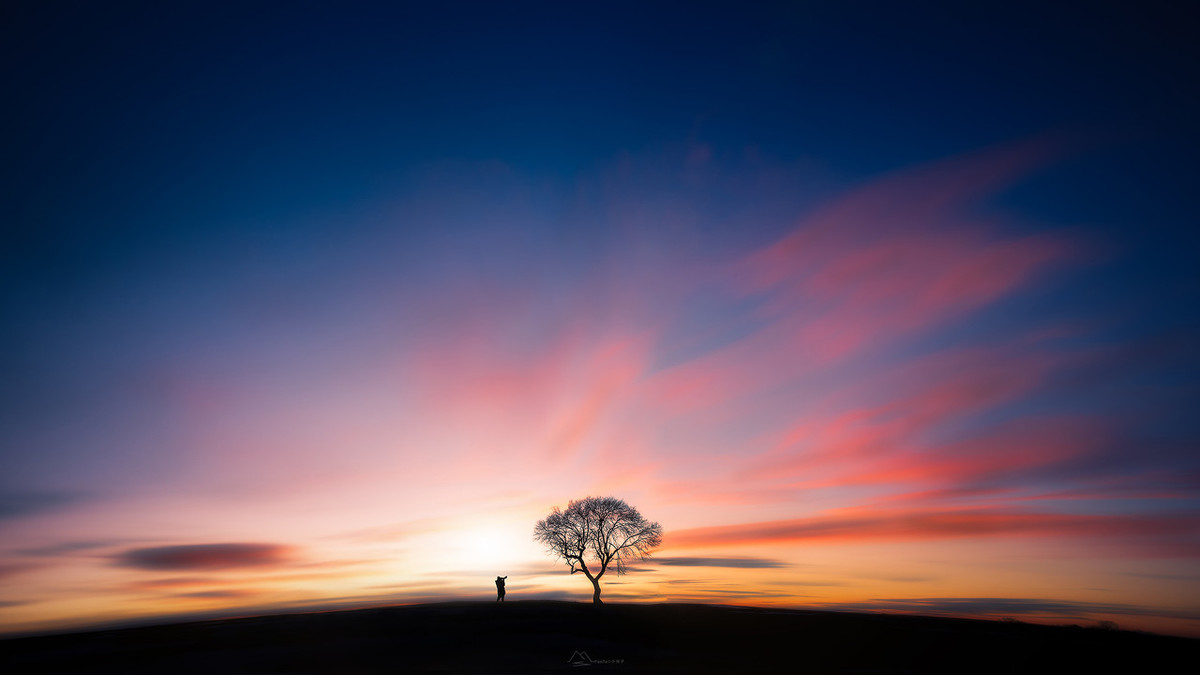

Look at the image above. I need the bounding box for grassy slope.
[2,601,1196,673]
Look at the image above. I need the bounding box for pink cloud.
[644,138,1082,416]
[736,337,1093,489]
[736,135,1069,295]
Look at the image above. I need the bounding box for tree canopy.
[533,496,663,604]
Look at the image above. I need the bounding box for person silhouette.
[495,575,508,602]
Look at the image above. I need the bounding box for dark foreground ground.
[2,601,1197,673]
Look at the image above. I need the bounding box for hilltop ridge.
[3,600,1196,673]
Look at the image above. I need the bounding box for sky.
[2,1,1199,638]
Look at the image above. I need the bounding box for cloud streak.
[115,544,294,571]
[821,597,1200,622]
[668,508,1200,556]
[653,556,790,569]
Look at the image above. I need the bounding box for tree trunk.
[591,578,603,604]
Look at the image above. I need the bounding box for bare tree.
[533,496,663,604]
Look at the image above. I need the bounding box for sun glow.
[435,518,540,573]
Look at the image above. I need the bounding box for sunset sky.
[2,2,1198,638]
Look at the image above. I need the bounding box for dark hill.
[2,601,1195,673]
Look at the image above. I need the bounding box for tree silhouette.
[533,495,663,604]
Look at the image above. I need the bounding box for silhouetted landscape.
[3,601,1196,673]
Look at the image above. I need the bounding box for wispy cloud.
[644,138,1083,417]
